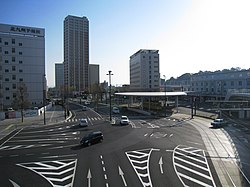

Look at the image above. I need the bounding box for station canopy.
[115,92,187,97]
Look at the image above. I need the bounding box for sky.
[1,0,250,87]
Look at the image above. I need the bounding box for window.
[4,42,8,45]
[5,78,9,81]
[12,39,15,44]
[0,47,2,53]
[12,75,16,80]
[6,96,10,100]
[0,38,2,43]
[19,60,23,64]
[19,43,22,46]
[12,48,15,53]
[239,81,242,86]
[19,51,22,55]
[19,69,23,73]
[5,87,9,90]
[5,60,9,63]
[12,66,16,71]
[13,93,16,98]
[5,69,9,72]
[4,51,8,54]
[19,78,23,82]
[12,57,15,62]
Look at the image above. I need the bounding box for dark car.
[80,131,103,146]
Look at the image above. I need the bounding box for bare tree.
[12,83,30,122]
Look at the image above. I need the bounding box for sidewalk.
[171,112,249,187]
[0,105,67,140]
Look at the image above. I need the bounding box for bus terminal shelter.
[115,92,187,115]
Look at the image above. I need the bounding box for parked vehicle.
[112,107,120,114]
[211,118,225,127]
[120,116,129,125]
[79,118,88,127]
[80,131,103,146]
[82,106,87,111]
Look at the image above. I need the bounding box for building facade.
[0,23,45,110]
[130,49,160,91]
[166,68,250,98]
[55,63,64,97]
[89,64,99,92]
[64,15,89,94]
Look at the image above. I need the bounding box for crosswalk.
[65,117,103,123]
[131,117,188,129]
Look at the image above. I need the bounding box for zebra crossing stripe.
[173,145,216,187]
[126,149,153,187]
[17,159,77,187]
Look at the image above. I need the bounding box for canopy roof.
[115,92,187,97]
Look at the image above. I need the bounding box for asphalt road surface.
[0,103,249,187]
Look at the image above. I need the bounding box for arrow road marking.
[87,169,92,187]
[118,166,127,186]
[159,157,164,174]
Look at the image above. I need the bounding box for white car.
[211,118,224,127]
[120,116,129,125]
[79,118,89,127]
[112,107,120,114]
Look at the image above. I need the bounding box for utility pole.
[106,71,113,121]
[43,74,46,125]
[163,75,167,117]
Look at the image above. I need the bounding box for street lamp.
[163,75,167,117]
[43,74,46,125]
[106,71,113,121]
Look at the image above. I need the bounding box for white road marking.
[17,159,77,187]
[9,179,20,187]
[159,157,164,174]
[173,145,216,187]
[0,128,23,147]
[118,166,127,186]
[126,148,154,187]
[87,169,92,187]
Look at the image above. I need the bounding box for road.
[0,103,249,186]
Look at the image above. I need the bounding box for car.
[120,116,129,125]
[79,118,89,127]
[85,101,90,105]
[80,131,103,146]
[82,106,87,111]
[211,118,225,127]
[7,108,15,112]
[112,107,120,114]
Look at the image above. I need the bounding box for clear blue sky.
[1,0,250,87]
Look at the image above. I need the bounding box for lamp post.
[106,71,113,121]
[163,75,167,117]
[43,74,46,125]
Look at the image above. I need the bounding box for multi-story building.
[0,23,45,110]
[64,15,89,94]
[166,68,250,98]
[130,49,160,91]
[55,63,64,97]
[89,64,99,92]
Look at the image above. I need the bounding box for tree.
[12,83,30,122]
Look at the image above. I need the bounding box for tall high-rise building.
[0,23,45,109]
[89,64,99,92]
[64,15,89,93]
[130,49,160,91]
[55,62,64,93]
